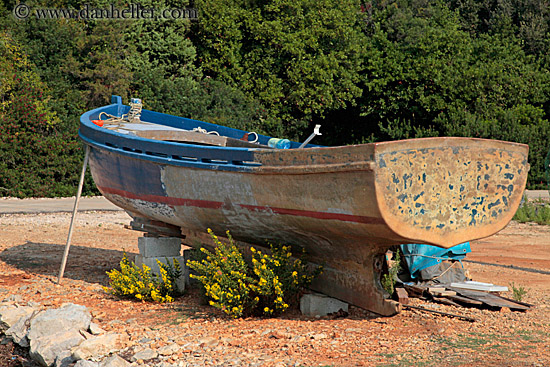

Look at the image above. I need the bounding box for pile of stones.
[0,300,128,367]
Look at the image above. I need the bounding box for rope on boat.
[98,98,142,124]
[192,127,220,136]
[127,98,143,122]
[96,98,260,144]
[98,111,124,123]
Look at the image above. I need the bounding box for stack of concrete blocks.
[134,236,189,292]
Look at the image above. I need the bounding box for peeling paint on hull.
[375,138,529,247]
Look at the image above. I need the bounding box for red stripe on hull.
[99,186,385,225]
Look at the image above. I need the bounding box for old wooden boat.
[80,96,529,315]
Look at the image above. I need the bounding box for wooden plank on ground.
[431,290,457,297]
[447,287,529,311]
[428,287,446,293]
[446,294,484,306]
[432,296,461,307]
[396,287,409,304]
[403,284,426,298]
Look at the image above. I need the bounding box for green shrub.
[509,282,528,302]
[187,230,258,317]
[513,199,550,225]
[187,229,322,318]
[103,252,182,303]
[381,251,401,296]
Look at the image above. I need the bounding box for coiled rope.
[96,100,258,142]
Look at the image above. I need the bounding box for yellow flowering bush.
[103,252,182,303]
[187,229,322,318]
[187,230,258,317]
[250,244,321,315]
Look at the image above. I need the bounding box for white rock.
[291,335,306,343]
[74,361,99,367]
[30,329,85,367]
[198,336,218,348]
[27,301,41,308]
[99,355,131,367]
[132,348,158,361]
[89,322,105,335]
[54,350,75,367]
[0,305,36,332]
[72,332,121,361]
[2,294,23,303]
[28,304,91,342]
[311,333,328,340]
[157,342,180,356]
[5,308,36,347]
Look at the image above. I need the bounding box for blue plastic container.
[267,138,291,149]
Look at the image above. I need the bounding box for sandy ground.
[0,211,549,366]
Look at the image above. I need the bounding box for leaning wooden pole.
[57,145,90,284]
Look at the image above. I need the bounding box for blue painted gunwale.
[79,96,315,173]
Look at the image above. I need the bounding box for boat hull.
[80,98,529,315]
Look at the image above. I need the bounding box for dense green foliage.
[0,31,82,197]
[355,1,550,187]
[192,0,366,138]
[513,199,550,225]
[1,0,549,196]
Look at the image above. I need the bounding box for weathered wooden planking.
[127,217,185,238]
[446,294,484,306]
[431,290,457,297]
[396,287,409,304]
[134,129,266,148]
[432,296,461,307]
[448,287,529,310]
[403,284,427,297]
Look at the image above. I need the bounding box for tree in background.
[192,0,367,139]
[0,32,82,197]
[124,0,270,133]
[0,0,267,197]
[1,0,549,195]
[1,1,132,196]
[352,0,550,188]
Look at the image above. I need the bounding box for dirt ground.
[0,211,549,366]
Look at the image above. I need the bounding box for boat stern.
[373,137,529,248]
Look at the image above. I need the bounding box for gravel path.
[0,196,122,214]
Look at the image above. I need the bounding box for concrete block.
[137,237,181,258]
[300,293,348,317]
[135,254,189,292]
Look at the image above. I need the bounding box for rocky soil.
[0,211,549,366]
